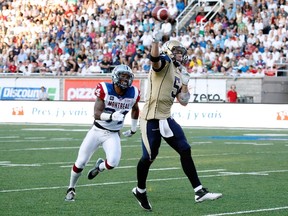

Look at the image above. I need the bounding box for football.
[152,6,169,22]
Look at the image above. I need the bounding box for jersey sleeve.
[94,82,106,100]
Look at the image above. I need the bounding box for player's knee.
[179,148,191,158]
[140,157,153,165]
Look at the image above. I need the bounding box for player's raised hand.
[152,30,163,42]
[111,111,124,121]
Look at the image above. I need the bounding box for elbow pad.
[178,91,190,105]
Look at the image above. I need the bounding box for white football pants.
[74,125,121,169]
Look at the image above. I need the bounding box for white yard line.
[0,174,223,193]
[1,169,288,193]
[204,206,288,216]
[224,142,274,146]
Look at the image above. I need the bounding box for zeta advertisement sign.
[0,78,60,100]
[64,79,141,101]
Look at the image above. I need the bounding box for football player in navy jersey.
[65,65,140,201]
[131,36,222,211]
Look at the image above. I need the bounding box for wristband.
[100,112,112,121]
[149,55,160,62]
[131,119,138,132]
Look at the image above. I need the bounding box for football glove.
[152,30,163,42]
[180,66,190,85]
[111,111,124,121]
[122,129,136,137]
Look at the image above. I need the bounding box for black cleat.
[87,158,104,180]
[65,188,76,201]
[132,187,152,211]
[195,188,222,203]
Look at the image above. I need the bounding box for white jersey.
[94,82,140,131]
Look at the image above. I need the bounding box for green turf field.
[0,124,287,216]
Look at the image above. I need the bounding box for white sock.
[137,187,146,193]
[194,185,203,193]
[99,162,105,171]
[69,170,81,189]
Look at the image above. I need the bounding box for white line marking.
[3,146,79,151]
[1,169,287,193]
[0,174,222,193]
[243,134,288,136]
[24,137,46,140]
[22,128,87,132]
[150,167,180,171]
[219,172,268,176]
[0,136,19,139]
[204,206,288,216]
[224,142,273,146]
[0,161,40,167]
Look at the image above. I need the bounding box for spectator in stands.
[65,56,79,75]
[49,61,60,76]
[168,2,178,21]
[8,61,17,73]
[140,31,153,47]
[240,61,250,74]
[226,5,236,20]
[39,63,50,75]
[125,40,137,60]
[89,61,102,74]
[17,49,28,64]
[211,54,222,72]
[255,55,266,68]
[176,0,185,14]
[196,12,207,25]
[203,56,212,72]
[80,64,91,76]
[99,55,112,73]
[222,56,232,71]
[265,53,276,69]
[161,19,173,36]
[227,84,238,103]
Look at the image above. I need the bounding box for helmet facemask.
[112,65,134,90]
[162,40,188,66]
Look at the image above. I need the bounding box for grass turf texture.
[0,124,288,216]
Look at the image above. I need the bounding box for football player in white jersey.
[65,64,140,201]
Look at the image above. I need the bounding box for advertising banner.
[0,78,60,100]
[0,101,287,129]
[64,79,141,101]
[187,79,227,102]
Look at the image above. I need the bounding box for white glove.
[111,111,124,121]
[122,129,136,137]
[152,30,163,42]
[180,66,190,85]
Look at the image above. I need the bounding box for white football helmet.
[161,40,188,65]
[112,65,134,89]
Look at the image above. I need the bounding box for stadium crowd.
[0,0,287,77]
